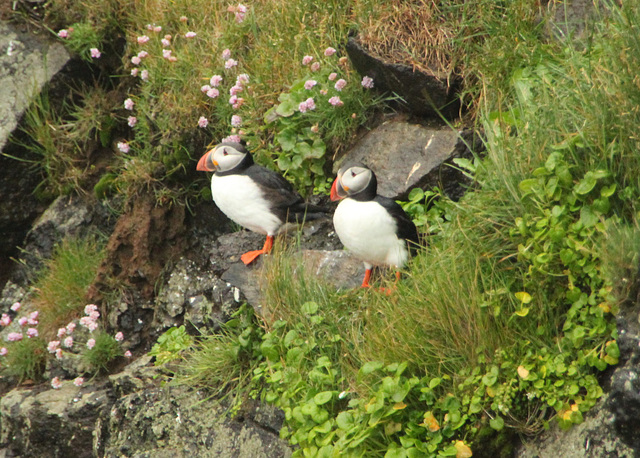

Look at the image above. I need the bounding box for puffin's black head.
[196,141,253,174]
[330,164,377,202]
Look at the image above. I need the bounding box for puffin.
[330,164,419,288]
[196,141,327,265]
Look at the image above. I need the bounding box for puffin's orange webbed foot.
[240,235,274,265]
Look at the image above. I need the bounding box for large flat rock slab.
[0,21,70,152]
[335,119,482,200]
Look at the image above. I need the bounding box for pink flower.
[361,76,374,89]
[117,142,130,153]
[7,332,23,342]
[299,101,308,113]
[51,377,62,389]
[85,304,98,314]
[237,3,248,13]
[236,74,249,85]
[58,29,69,39]
[57,327,67,337]
[10,302,21,312]
[161,38,171,47]
[210,75,223,87]
[124,98,134,110]
[137,51,149,59]
[198,116,209,128]
[222,134,242,143]
[231,115,242,127]
[89,310,100,320]
[124,350,132,358]
[30,311,39,321]
[80,316,97,330]
[185,31,196,38]
[324,47,336,57]
[87,338,96,349]
[304,80,317,90]
[130,68,139,77]
[128,116,137,127]
[328,96,343,106]
[201,84,211,93]
[328,72,337,81]
[305,97,316,111]
[131,56,141,65]
[73,377,84,387]
[137,35,150,44]
[146,24,153,30]
[0,348,7,356]
[90,48,101,59]
[153,25,162,33]
[229,85,243,95]
[47,341,60,353]
[66,322,76,333]
[0,314,10,327]
[334,79,347,91]
[225,59,238,69]
[229,95,238,105]
[310,62,320,72]
[55,348,63,359]
[162,49,173,59]
[141,70,149,81]
[18,317,28,327]
[26,328,38,338]
[180,16,188,22]
[302,55,313,65]
[222,49,231,60]
[206,88,220,99]
[63,336,73,348]
[115,332,124,342]
[164,34,172,40]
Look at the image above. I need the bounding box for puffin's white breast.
[211,174,282,235]
[333,198,409,268]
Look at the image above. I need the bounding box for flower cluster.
[227,4,248,23]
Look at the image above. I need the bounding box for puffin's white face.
[211,144,246,172]
[196,143,246,173]
[340,166,373,195]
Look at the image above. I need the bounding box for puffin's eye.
[222,148,228,156]
[351,170,356,177]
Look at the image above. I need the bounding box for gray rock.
[346,36,461,119]
[99,385,291,457]
[334,118,482,200]
[0,21,70,152]
[516,395,636,458]
[154,257,242,333]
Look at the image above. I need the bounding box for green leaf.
[260,342,279,361]
[490,415,505,431]
[580,205,599,228]
[360,361,384,375]
[314,391,334,405]
[515,291,532,303]
[336,411,354,431]
[302,301,319,315]
[277,128,298,151]
[574,172,598,195]
[514,307,530,317]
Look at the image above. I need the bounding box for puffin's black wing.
[243,164,327,222]
[374,196,420,247]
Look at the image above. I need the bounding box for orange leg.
[361,268,372,288]
[241,235,274,265]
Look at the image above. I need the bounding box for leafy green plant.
[149,325,193,366]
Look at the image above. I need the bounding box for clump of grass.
[3,337,47,383]
[83,331,123,373]
[34,236,105,339]
[176,304,264,400]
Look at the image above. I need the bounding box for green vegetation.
[83,331,123,373]
[34,236,105,339]
[3,337,47,383]
[149,325,193,366]
[5,0,640,455]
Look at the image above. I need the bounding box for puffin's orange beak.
[196,149,217,172]
[330,174,347,201]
